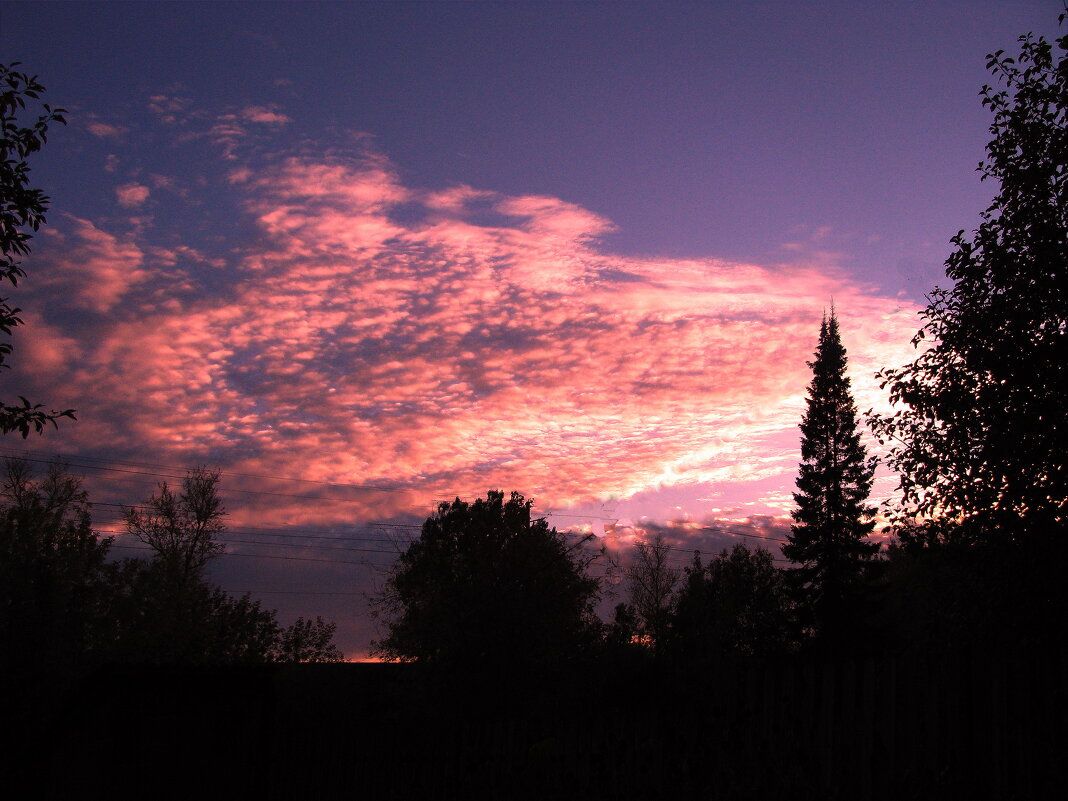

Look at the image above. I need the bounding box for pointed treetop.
[786,309,878,619]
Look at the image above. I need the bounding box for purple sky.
[1,1,1061,657]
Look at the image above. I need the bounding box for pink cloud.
[86,120,127,138]
[209,115,246,159]
[147,94,195,126]
[149,174,178,191]
[12,147,923,534]
[497,195,614,241]
[34,215,147,312]
[116,183,150,207]
[242,105,291,125]
[8,310,80,378]
[423,185,497,212]
[145,99,284,158]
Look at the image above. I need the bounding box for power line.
[101,529,403,557]
[104,540,393,568]
[94,506,418,546]
[535,509,621,522]
[698,525,790,544]
[229,590,366,597]
[218,535,404,556]
[4,447,790,549]
[10,448,794,571]
[2,454,397,505]
[0,446,410,494]
[95,510,783,566]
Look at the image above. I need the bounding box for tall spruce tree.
[784,310,879,625]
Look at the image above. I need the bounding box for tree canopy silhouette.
[371,490,602,665]
[1,459,344,667]
[115,468,343,663]
[271,615,343,663]
[1,64,74,437]
[622,533,679,652]
[669,545,796,659]
[124,467,226,586]
[0,459,110,668]
[870,17,1068,543]
[784,310,878,630]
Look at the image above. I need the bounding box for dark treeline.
[3,12,1068,801]
[2,63,343,696]
[0,460,342,675]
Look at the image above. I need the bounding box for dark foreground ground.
[6,647,1065,800]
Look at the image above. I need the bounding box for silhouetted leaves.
[0,458,110,668]
[371,490,603,665]
[124,467,226,586]
[0,63,74,436]
[669,545,797,659]
[623,533,680,652]
[870,18,1068,540]
[272,615,344,663]
[1,460,343,666]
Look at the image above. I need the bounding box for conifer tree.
[784,310,879,623]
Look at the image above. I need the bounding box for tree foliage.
[623,533,680,651]
[105,557,278,664]
[669,545,796,659]
[870,18,1068,541]
[272,615,344,663]
[784,311,879,616]
[371,490,602,665]
[1,63,74,437]
[118,468,343,663]
[0,459,111,667]
[124,468,226,586]
[0,459,343,666]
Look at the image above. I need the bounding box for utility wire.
[0,446,409,493]
[230,590,367,597]
[104,540,393,568]
[11,448,791,566]
[1,454,395,505]
[5,447,792,548]
[94,505,417,545]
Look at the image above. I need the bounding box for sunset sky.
[1,0,1061,656]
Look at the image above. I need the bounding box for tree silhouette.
[0,458,111,667]
[123,468,226,587]
[1,64,74,436]
[107,555,344,664]
[0,459,343,666]
[371,490,602,665]
[624,533,679,652]
[117,468,343,663]
[870,16,1068,542]
[784,310,878,631]
[137,576,282,663]
[669,545,796,659]
[114,469,253,662]
[604,601,641,651]
[272,615,344,663]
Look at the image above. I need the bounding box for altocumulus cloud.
[9,132,922,529]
